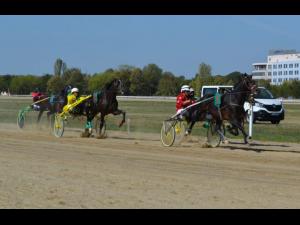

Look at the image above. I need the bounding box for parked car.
[200,86,285,124]
[244,87,284,124]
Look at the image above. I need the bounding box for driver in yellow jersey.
[63,87,79,113]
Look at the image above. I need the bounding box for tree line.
[1,59,300,98]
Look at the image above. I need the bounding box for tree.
[47,75,65,94]
[198,62,212,78]
[224,71,243,84]
[63,68,88,94]
[142,64,163,95]
[129,68,146,96]
[88,70,117,92]
[156,72,180,96]
[54,58,67,77]
[9,75,40,94]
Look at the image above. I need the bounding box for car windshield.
[203,88,217,96]
[254,88,274,99]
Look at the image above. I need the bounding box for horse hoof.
[81,132,91,138]
[222,139,229,144]
[96,134,105,139]
[202,143,212,148]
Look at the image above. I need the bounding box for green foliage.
[129,68,146,96]
[62,68,89,94]
[88,71,118,92]
[47,75,65,95]
[9,75,41,94]
[142,64,163,95]
[54,58,67,77]
[3,59,300,99]
[156,72,181,96]
[198,62,212,78]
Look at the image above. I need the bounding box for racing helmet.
[181,85,190,93]
[71,87,79,93]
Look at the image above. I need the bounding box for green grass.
[1,97,300,143]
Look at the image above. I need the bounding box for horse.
[184,74,257,144]
[73,79,126,138]
[33,85,72,125]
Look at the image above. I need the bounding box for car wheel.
[271,120,280,124]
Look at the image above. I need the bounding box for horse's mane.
[104,79,117,91]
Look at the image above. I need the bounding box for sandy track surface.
[0,123,300,208]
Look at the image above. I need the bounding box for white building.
[252,50,300,85]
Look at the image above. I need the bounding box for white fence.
[1,95,300,104]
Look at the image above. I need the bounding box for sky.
[1,15,300,78]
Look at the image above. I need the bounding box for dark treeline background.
[1,58,300,98]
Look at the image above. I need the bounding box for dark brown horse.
[184,74,257,144]
[33,85,72,124]
[76,79,126,138]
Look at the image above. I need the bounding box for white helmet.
[71,88,79,93]
[181,85,190,92]
[190,88,194,93]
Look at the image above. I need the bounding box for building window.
[289,64,294,68]
[295,63,299,68]
[268,65,272,69]
[278,78,282,82]
[273,79,277,83]
[273,71,277,76]
[295,70,299,75]
[279,71,282,75]
[289,71,293,75]
[278,64,283,69]
[268,72,272,76]
[273,64,277,69]
[284,64,288,68]
[284,71,288,75]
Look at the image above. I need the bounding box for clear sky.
[1,15,300,78]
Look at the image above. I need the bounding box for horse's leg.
[46,111,52,128]
[112,109,126,127]
[216,119,228,144]
[37,110,43,124]
[230,119,248,144]
[96,114,106,139]
[186,121,195,135]
[81,105,95,138]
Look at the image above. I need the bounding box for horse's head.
[105,79,124,95]
[234,73,257,95]
[242,73,257,95]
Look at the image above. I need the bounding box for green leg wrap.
[85,121,92,129]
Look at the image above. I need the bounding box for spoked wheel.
[95,117,106,138]
[174,121,186,144]
[17,111,25,129]
[53,114,64,138]
[161,121,176,147]
[206,120,225,147]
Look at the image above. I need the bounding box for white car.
[201,86,285,124]
[244,87,284,124]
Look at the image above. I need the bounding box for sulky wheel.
[53,114,64,138]
[160,121,176,147]
[174,121,186,144]
[17,110,25,129]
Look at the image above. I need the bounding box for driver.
[188,87,197,104]
[31,88,45,111]
[176,85,193,119]
[63,87,79,114]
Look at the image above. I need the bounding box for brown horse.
[184,74,257,144]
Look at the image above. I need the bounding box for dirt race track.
[0,123,300,208]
